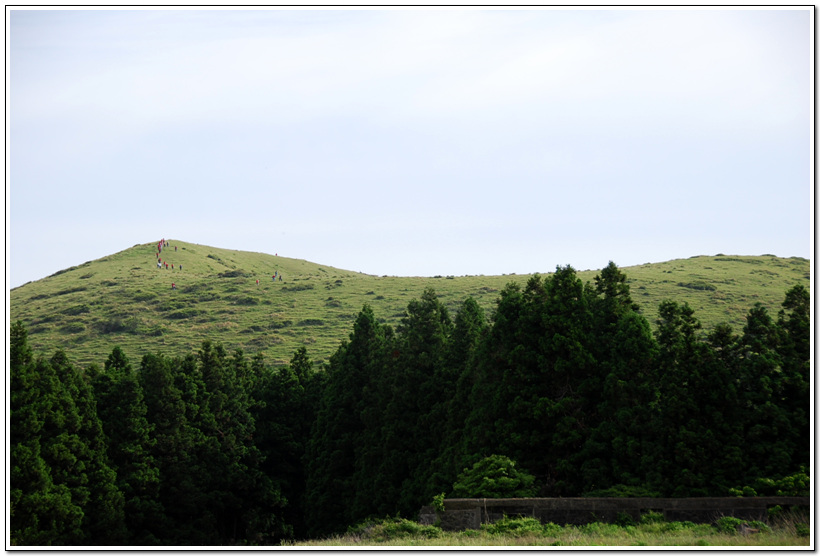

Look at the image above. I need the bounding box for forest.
[10,263,810,545]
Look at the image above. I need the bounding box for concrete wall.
[418,497,809,530]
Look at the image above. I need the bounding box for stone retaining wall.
[418,497,809,530]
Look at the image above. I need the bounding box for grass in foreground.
[284,515,811,547]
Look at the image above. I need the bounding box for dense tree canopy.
[9,267,810,544]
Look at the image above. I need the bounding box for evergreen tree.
[194,342,287,544]
[254,348,317,540]
[49,351,126,544]
[305,305,391,537]
[434,297,488,496]
[10,322,83,545]
[380,288,454,516]
[139,352,202,544]
[92,347,163,544]
[580,262,658,493]
[737,304,795,479]
[776,284,810,470]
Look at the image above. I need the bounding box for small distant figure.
[171,264,174,270]
[175,246,177,252]
[157,261,161,269]
[279,274,282,281]
[172,282,176,290]
[256,279,259,285]
[179,264,182,270]
[272,275,275,282]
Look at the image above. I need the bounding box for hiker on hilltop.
[172,282,176,290]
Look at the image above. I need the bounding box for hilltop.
[9,239,810,369]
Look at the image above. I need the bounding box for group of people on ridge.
[156,238,282,291]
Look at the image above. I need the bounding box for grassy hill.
[9,240,810,369]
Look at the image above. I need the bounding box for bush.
[732,468,810,497]
[218,269,249,278]
[451,455,537,498]
[615,512,636,527]
[796,523,810,537]
[713,516,771,535]
[714,516,744,534]
[431,493,445,513]
[481,516,546,537]
[347,518,441,542]
[640,511,665,525]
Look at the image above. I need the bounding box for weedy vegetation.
[286,514,810,547]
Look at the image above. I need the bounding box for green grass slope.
[10,240,810,369]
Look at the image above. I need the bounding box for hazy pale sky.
[8,7,813,288]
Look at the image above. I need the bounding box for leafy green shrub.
[96,315,141,334]
[451,455,536,498]
[677,281,717,291]
[542,522,564,536]
[732,467,810,497]
[747,520,772,533]
[795,523,810,537]
[218,269,249,278]
[431,492,445,513]
[714,516,744,534]
[615,512,636,527]
[347,517,441,542]
[481,516,545,537]
[640,511,665,525]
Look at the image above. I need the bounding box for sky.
[7,7,813,288]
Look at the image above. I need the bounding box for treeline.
[10,263,809,544]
